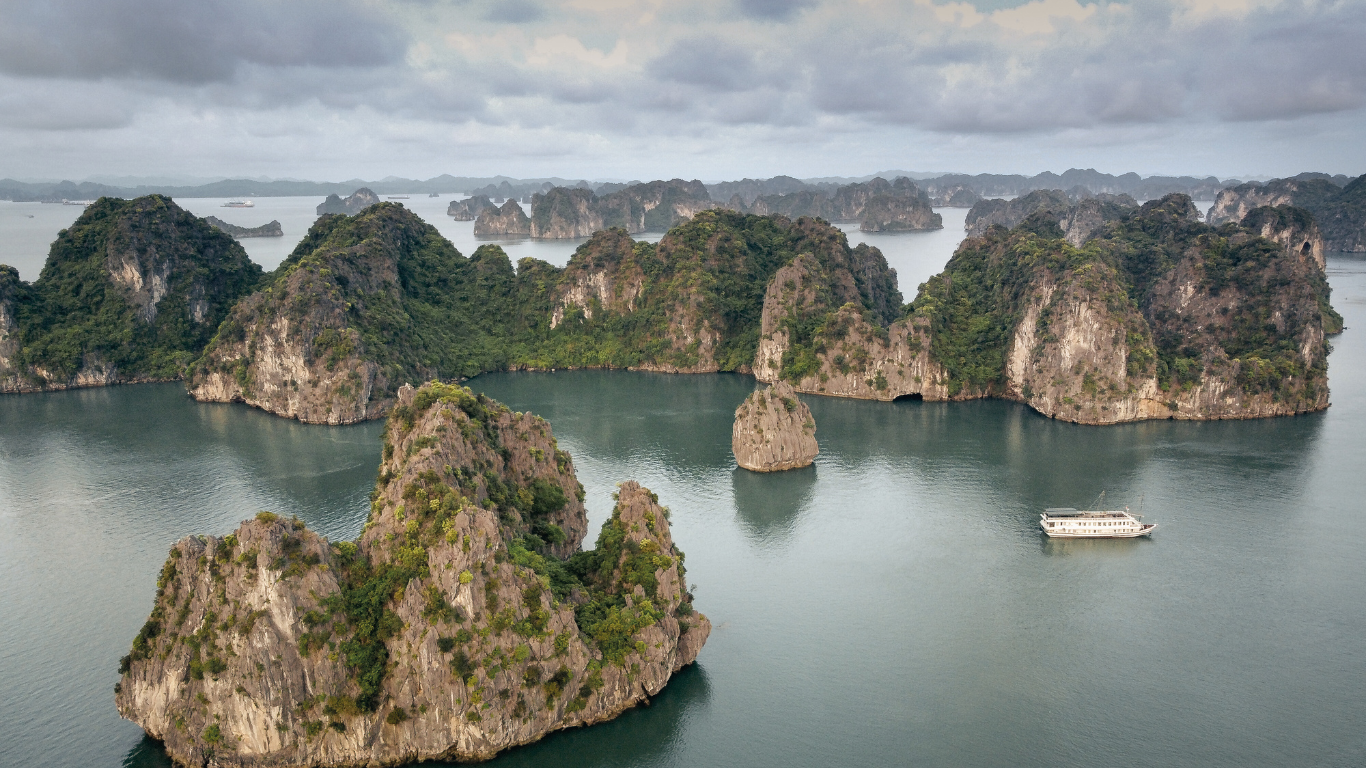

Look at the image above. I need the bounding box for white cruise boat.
[1040,507,1155,538]
[223,200,254,208]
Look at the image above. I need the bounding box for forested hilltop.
[0,196,263,393]
[0,193,1341,425]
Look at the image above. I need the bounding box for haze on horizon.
[1,0,1363,184]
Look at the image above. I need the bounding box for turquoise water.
[1,254,1364,768]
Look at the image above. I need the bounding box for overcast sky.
[1,0,1363,182]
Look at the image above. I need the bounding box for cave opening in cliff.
[893,393,924,402]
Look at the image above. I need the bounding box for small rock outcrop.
[448,195,494,221]
[205,216,284,238]
[316,188,381,216]
[117,382,709,766]
[474,199,531,236]
[732,381,818,471]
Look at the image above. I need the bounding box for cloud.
[485,0,546,23]
[0,0,407,84]
[735,0,816,21]
[647,37,761,91]
[0,0,1364,181]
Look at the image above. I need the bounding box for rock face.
[964,191,1137,246]
[739,177,942,232]
[931,185,980,207]
[448,196,494,221]
[316,189,381,216]
[1208,174,1366,252]
[117,382,709,767]
[859,191,942,232]
[0,195,263,393]
[206,216,284,238]
[478,180,715,239]
[964,190,1071,237]
[732,381,818,471]
[518,212,901,376]
[1059,195,1140,246]
[473,199,531,236]
[752,194,1337,423]
[188,204,522,424]
[0,266,24,388]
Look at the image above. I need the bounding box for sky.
[1,0,1363,183]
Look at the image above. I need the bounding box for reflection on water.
[730,465,818,547]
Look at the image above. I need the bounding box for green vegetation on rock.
[3,195,262,388]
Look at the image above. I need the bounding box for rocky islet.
[732,380,819,472]
[116,381,709,766]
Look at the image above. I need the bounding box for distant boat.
[387,195,410,200]
[1040,507,1155,538]
[63,200,95,206]
[223,200,254,208]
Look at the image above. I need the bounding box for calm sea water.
[0,217,1362,766]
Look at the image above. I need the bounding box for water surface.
[1,256,1364,768]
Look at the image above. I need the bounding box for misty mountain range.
[0,169,1356,206]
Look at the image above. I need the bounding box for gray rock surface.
[732,381,819,471]
[473,199,531,236]
[205,216,284,238]
[316,188,381,216]
[117,382,710,766]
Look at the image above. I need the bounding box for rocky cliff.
[188,204,521,424]
[740,177,941,231]
[473,200,531,236]
[859,190,942,232]
[514,211,902,376]
[931,185,980,207]
[732,381,818,471]
[1208,174,1366,252]
[915,195,1334,423]
[483,180,715,240]
[317,189,381,216]
[0,195,263,393]
[964,190,1071,237]
[448,196,494,221]
[747,194,1336,423]
[117,382,709,767]
[206,217,284,238]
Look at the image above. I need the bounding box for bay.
[0,224,1362,766]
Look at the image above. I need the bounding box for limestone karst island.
[0,167,1362,768]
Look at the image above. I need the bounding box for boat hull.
[1041,524,1156,539]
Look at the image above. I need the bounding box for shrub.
[385,707,409,725]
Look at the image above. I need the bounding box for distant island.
[1,181,1351,425]
[474,179,716,239]
[204,216,283,238]
[117,381,709,765]
[1208,174,1366,252]
[472,176,941,240]
[8,167,1354,205]
[0,195,263,393]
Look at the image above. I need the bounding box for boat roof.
[1042,508,1132,518]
